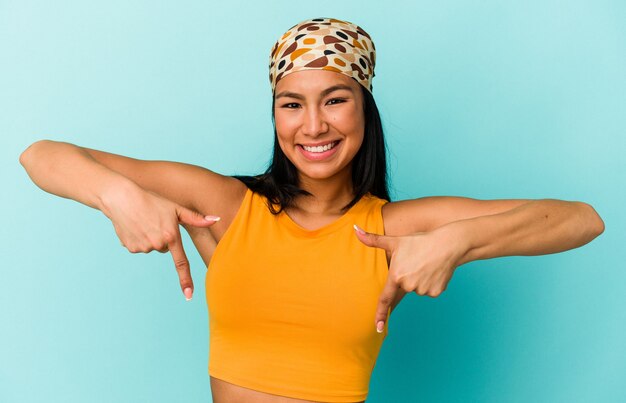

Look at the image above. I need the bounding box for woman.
[20,17,604,403]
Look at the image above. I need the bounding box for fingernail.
[353,224,366,235]
[205,215,221,221]
[376,321,384,333]
[184,287,193,301]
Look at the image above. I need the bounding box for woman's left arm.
[451,199,605,265]
[355,199,605,333]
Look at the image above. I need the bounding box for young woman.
[20,17,604,403]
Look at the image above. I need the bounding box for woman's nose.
[302,107,329,137]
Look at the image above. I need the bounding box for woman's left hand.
[353,224,469,333]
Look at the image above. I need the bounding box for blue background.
[2,1,624,402]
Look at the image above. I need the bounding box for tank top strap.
[356,193,389,235]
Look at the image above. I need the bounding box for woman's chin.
[297,164,352,183]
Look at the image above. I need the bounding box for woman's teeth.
[302,141,337,153]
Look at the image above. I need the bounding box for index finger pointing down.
[168,234,194,300]
[375,278,398,333]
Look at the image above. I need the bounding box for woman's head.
[235,17,389,213]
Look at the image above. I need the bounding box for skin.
[19,69,604,403]
[272,70,366,226]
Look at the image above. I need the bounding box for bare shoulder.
[382,195,532,236]
[193,175,248,241]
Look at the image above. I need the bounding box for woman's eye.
[282,102,300,109]
[327,98,345,105]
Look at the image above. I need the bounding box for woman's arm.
[359,198,604,332]
[19,139,245,299]
[382,196,604,260]
[446,199,605,265]
[20,140,246,237]
[19,140,136,213]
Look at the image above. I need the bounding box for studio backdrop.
[1,1,624,402]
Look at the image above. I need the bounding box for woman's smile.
[298,140,341,161]
[273,70,365,182]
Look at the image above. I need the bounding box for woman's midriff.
[209,376,365,403]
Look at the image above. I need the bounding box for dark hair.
[234,82,389,214]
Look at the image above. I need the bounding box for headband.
[269,17,376,95]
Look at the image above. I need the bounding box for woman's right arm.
[19,139,246,299]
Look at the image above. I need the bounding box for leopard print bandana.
[269,17,376,95]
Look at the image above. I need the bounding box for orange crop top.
[205,188,391,402]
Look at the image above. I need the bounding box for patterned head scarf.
[269,17,376,95]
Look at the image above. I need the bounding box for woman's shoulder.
[359,192,389,211]
[195,177,249,241]
[381,195,468,235]
[381,196,435,236]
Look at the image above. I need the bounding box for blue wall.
[2,1,624,402]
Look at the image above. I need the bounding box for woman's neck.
[294,173,354,216]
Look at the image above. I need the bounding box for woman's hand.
[101,182,220,300]
[354,224,468,333]
[19,140,239,300]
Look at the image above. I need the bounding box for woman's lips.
[297,140,340,161]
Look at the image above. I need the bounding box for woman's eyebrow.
[275,84,354,100]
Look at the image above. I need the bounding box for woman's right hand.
[101,182,220,300]
[20,140,240,300]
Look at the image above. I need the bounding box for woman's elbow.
[593,210,605,237]
[19,139,55,168]
[19,141,39,168]
[579,202,605,238]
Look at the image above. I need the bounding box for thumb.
[177,206,220,227]
[353,224,395,252]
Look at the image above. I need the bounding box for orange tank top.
[205,188,390,402]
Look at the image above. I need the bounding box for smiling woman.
[274,73,365,176]
[18,16,604,403]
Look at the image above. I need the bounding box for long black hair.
[234,82,389,214]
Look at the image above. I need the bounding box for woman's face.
[273,70,365,184]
